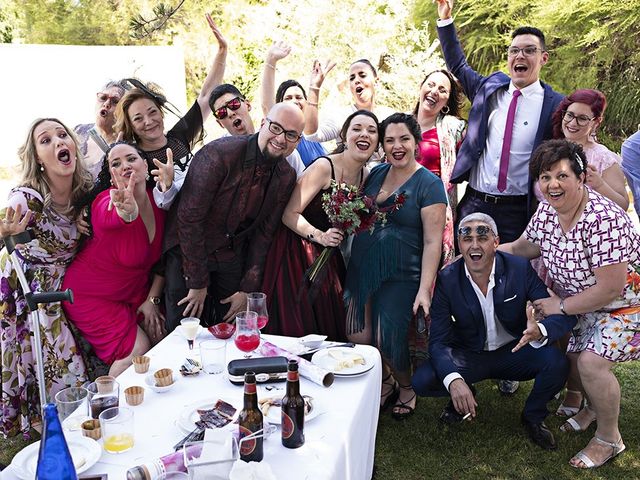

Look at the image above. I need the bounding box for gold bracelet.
[308,86,320,91]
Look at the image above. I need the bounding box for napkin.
[229,460,276,480]
[191,429,236,480]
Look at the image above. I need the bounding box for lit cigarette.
[463,413,472,421]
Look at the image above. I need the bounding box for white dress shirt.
[469,81,544,195]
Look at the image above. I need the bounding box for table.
[6,331,381,480]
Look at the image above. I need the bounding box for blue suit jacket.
[428,251,576,381]
[437,22,564,211]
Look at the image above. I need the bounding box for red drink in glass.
[235,334,260,353]
[257,315,269,330]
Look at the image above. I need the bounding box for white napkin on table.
[229,460,276,480]
[191,429,235,480]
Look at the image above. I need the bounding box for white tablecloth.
[6,332,381,480]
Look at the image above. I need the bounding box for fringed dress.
[344,164,447,371]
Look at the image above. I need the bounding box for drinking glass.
[180,317,201,350]
[100,406,135,454]
[234,311,260,358]
[200,339,226,374]
[247,292,269,330]
[55,386,89,431]
[86,380,120,419]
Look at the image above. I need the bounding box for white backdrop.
[0,43,188,204]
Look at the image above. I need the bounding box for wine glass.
[180,317,200,350]
[247,292,269,330]
[234,311,260,358]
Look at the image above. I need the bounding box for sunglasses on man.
[457,225,496,237]
[214,96,244,119]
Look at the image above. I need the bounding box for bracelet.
[307,101,318,107]
[559,298,567,315]
[266,63,276,70]
[308,86,320,91]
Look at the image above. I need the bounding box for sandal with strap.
[560,406,596,433]
[570,436,626,469]
[380,373,399,412]
[556,390,584,417]
[391,384,416,421]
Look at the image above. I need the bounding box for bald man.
[174,103,303,327]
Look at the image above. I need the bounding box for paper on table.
[229,460,276,480]
[191,429,235,480]
[258,342,334,387]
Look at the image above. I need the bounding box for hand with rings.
[320,227,344,247]
[0,204,32,238]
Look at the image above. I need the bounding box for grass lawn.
[374,362,640,479]
[2,363,639,478]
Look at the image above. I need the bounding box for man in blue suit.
[412,213,576,450]
[435,0,564,243]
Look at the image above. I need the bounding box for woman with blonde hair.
[0,118,93,437]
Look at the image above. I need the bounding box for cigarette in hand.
[463,413,472,421]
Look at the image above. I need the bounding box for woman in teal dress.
[345,113,447,420]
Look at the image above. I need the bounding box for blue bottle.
[36,403,78,480]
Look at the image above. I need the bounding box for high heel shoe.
[570,436,626,469]
[391,384,416,421]
[380,373,399,412]
[556,389,583,417]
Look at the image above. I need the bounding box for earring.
[145,172,150,181]
[441,105,450,115]
[40,164,44,172]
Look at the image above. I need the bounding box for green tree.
[413,0,640,150]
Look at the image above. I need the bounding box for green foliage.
[413,0,640,151]
[0,0,15,43]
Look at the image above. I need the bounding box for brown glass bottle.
[281,359,305,448]
[238,371,263,462]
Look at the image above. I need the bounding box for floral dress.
[0,187,87,438]
[526,188,640,362]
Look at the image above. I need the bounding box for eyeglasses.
[562,111,595,127]
[213,96,244,119]
[265,118,301,143]
[506,46,544,57]
[458,225,495,237]
[96,92,121,107]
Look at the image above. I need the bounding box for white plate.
[311,347,375,376]
[260,396,321,425]
[177,398,240,433]
[10,435,101,479]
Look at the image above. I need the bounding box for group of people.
[1,0,639,471]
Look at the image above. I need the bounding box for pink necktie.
[497,89,522,192]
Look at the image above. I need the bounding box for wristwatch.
[148,296,161,305]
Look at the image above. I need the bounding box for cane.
[3,230,74,408]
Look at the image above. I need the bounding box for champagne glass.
[180,317,200,350]
[247,292,269,330]
[234,311,260,358]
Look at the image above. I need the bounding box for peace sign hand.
[309,59,336,89]
[108,169,139,222]
[151,148,175,193]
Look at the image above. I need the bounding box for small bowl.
[81,419,101,440]
[132,355,150,374]
[208,323,236,340]
[124,386,145,406]
[300,334,327,350]
[145,370,178,393]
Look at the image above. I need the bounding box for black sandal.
[380,372,399,412]
[392,384,416,420]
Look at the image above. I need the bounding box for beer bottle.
[238,371,263,462]
[281,359,305,448]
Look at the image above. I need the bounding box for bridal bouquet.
[304,181,405,285]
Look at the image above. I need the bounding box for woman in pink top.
[63,142,165,377]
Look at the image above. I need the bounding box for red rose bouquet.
[303,180,406,286]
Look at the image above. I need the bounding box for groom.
[412,213,576,450]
